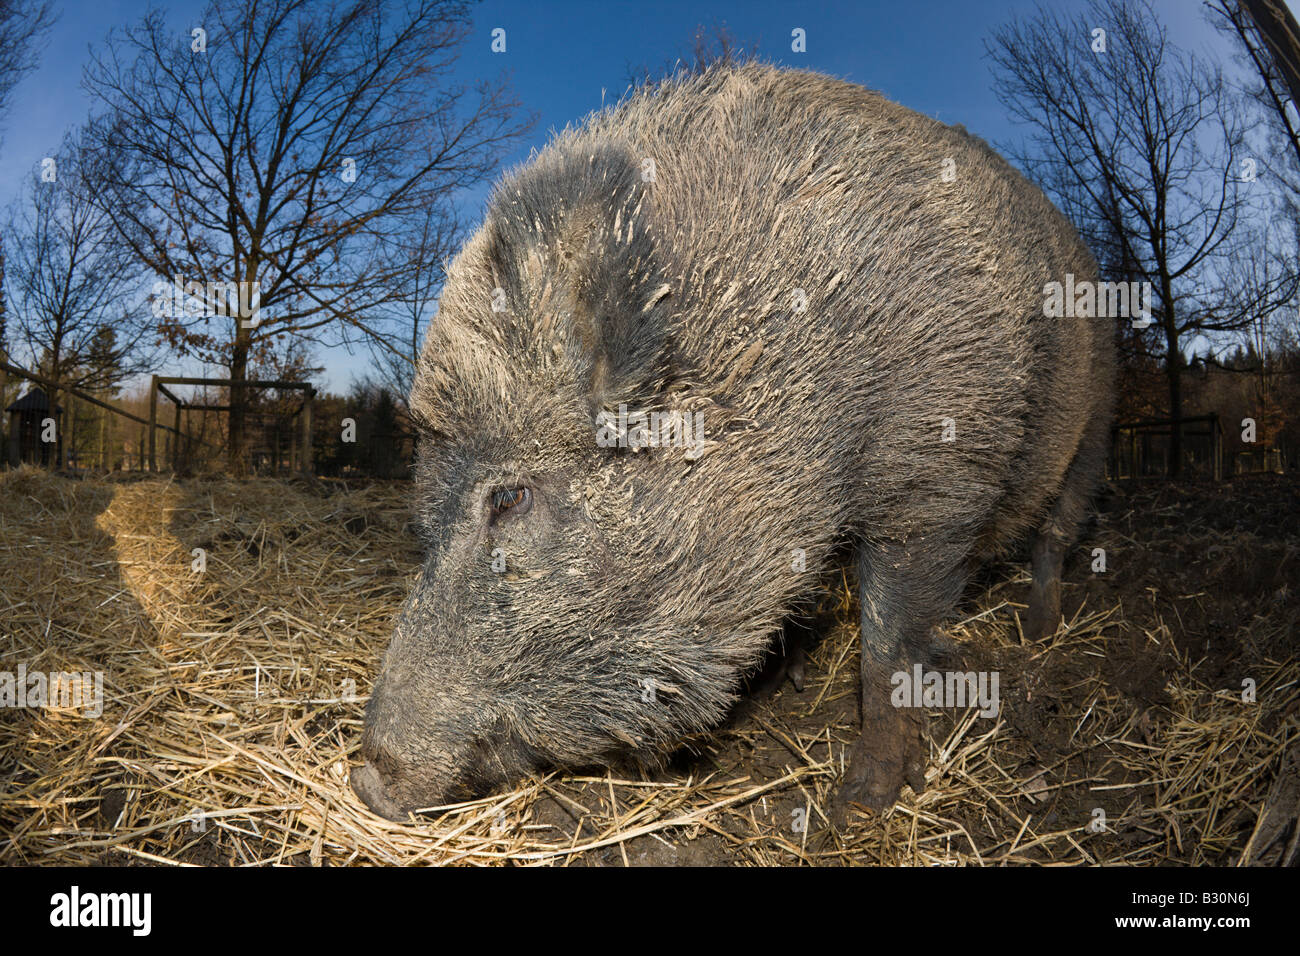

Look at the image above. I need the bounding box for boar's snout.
[352,671,540,821]
[351,685,460,820]
[350,760,411,821]
[351,730,464,821]
[351,733,531,821]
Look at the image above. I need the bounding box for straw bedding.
[1,467,1295,865]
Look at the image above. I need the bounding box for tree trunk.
[1240,0,1300,114]
[1154,267,1184,479]
[228,324,251,475]
[67,393,76,471]
[1164,321,1183,479]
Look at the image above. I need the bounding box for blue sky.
[0,0,1274,392]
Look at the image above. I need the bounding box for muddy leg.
[1025,531,1064,641]
[785,643,806,692]
[1025,413,1110,641]
[834,539,962,821]
[750,615,820,699]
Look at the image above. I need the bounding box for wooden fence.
[2,361,313,475]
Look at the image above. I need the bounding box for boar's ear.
[485,145,676,410]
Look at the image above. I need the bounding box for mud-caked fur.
[352,63,1116,821]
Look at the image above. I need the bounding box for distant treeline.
[1118,338,1300,470]
[307,384,413,480]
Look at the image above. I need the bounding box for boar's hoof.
[833,702,926,826]
[786,644,807,693]
[1023,603,1062,642]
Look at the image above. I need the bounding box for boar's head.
[351,146,787,820]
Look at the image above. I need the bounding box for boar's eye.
[490,486,532,520]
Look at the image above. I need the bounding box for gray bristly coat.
[351,62,1115,822]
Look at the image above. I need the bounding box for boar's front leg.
[834,538,963,821]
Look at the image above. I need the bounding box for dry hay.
[1,466,1296,866]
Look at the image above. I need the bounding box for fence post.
[301,387,314,476]
[65,392,75,471]
[148,375,159,472]
[172,402,182,472]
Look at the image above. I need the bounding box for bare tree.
[1230,219,1296,443]
[1235,0,1300,144]
[0,0,54,129]
[82,0,532,472]
[1201,2,1300,445]
[627,20,758,90]
[365,204,461,404]
[0,0,56,413]
[1208,2,1300,198]
[988,0,1263,475]
[4,130,154,465]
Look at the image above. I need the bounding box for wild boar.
[351,62,1115,822]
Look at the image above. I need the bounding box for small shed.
[6,388,62,467]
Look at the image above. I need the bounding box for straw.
[1,466,1295,865]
